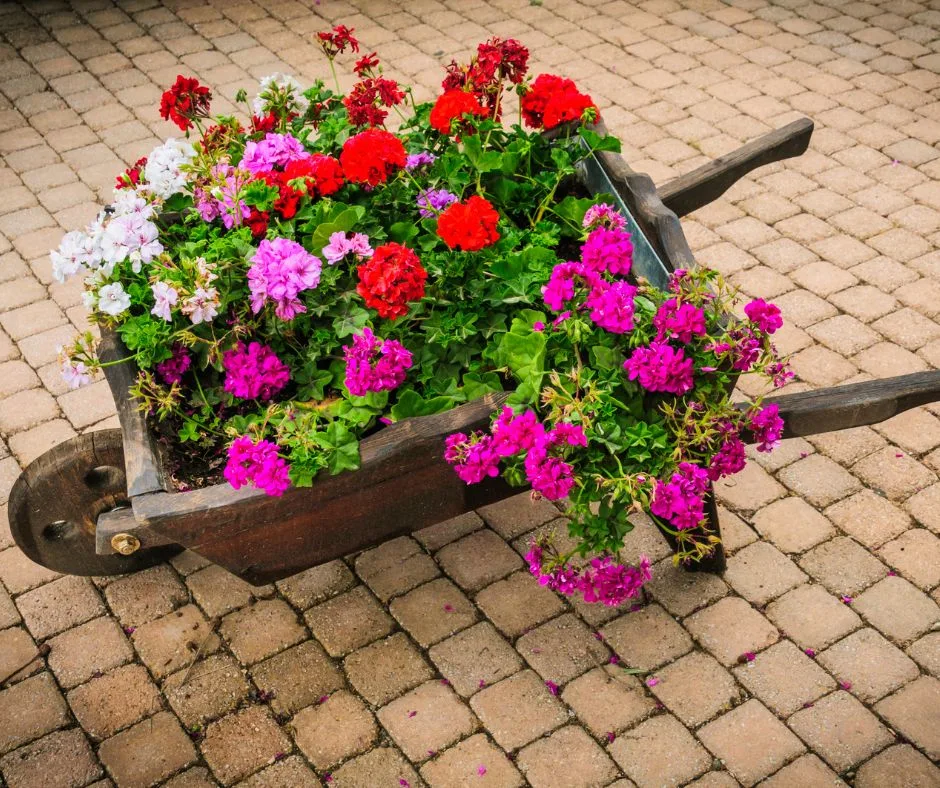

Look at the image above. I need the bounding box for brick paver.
[0,0,938,785]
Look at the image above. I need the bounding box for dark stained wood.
[98,328,169,497]
[7,430,181,576]
[133,392,513,585]
[658,118,815,218]
[751,371,940,440]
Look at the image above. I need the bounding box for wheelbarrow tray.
[11,119,940,585]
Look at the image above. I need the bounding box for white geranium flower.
[51,230,95,283]
[144,138,195,199]
[253,72,310,116]
[97,282,131,316]
[61,358,92,389]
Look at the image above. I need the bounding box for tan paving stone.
[67,663,161,740]
[470,670,566,751]
[429,621,522,698]
[732,639,835,717]
[344,632,434,706]
[761,753,845,787]
[274,559,355,610]
[562,665,657,739]
[856,745,940,787]
[905,482,940,534]
[788,691,894,772]
[304,585,394,658]
[775,454,861,508]
[766,584,861,651]
[724,542,808,604]
[685,597,779,666]
[698,700,805,786]
[131,604,220,680]
[475,570,565,638]
[250,640,341,718]
[389,578,477,647]
[798,536,889,596]
[200,706,290,785]
[0,626,42,686]
[17,575,104,640]
[413,511,484,551]
[516,613,609,685]
[163,654,249,729]
[354,536,439,602]
[879,528,940,590]
[379,680,477,762]
[602,603,693,670]
[103,564,188,628]
[517,725,618,788]
[219,598,305,665]
[0,728,102,788]
[292,690,376,770]
[853,575,940,643]
[608,714,711,788]
[46,615,133,689]
[714,461,786,513]
[645,559,728,617]
[0,672,69,755]
[420,733,523,787]
[98,711,196,787]
[751,497,835,553]
[477,491,560,539]
[437,529,523,591]
[824,490,911,548]
[328,747,420,788]
[237,756,317,787]
[648,651,741,727]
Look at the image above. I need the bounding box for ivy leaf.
[462,135,503,172]
[580,128,622,153]
[323,422,360,475]
[332,306,371,339]
[390,389,455,420]
[389,221,419,245]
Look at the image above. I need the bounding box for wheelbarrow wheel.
[8,429,183,576]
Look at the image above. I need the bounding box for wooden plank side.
[657,118,814,218]
[97,328,168,496]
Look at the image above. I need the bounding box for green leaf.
[580,128,622,153]
[462,135,503,172]
[590,345,623,370]
[390,389,455,420]
[332,306,371,339]
[389,221,419,245]
[461,371,503,401]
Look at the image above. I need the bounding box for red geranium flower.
[340,129,406,186]
[317,25,359,58]
[264,154,345,219]
[159,75,212,132]
[437,196,501,252]
[520,73,598,130]
[357,243,427,320]
[247,208,270,238]
[429,90,488,136]
[116,156,147,190]
[354,52,380,76]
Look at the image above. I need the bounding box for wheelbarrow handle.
[658,118,815,218]
[741,370,940,440]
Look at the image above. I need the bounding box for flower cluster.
[160,75,212,132]
[322,231,373,264]
[442,37,529,114]
[429,90,488,136]
[316,24,358,58]
[526,544,652,606]
[156,344,191,385]
[340,128,406,186]
[248,238,322,320]
[344,54,404,128]
[623,342,695,395]
[416,188,458,219]
[436,196,500,251]
[343,328,413,396]
[222,342,290,401]
[224,436,291,497]
[357,243,427,319]
[650,462,710,531]
[521,73,598,130]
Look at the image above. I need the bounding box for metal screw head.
[111,533,141,555]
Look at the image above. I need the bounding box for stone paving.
[0,0,939,785]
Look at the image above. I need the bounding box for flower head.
[444,431,501,484]
[749,403,784,453]
[159,75,211,132]
[343,328,413,396]
[357,243,427,319]
[316,24,359,58]
[623,342,695,395]
[155,344,191,385]
[405,151,435,171]
[97,282,131,317]
[248,237,322,320]
[745,298,783,334]
[222,342,290,401]
[580,226,632,275]
[241,132,307,175]
[252,73,309,117]
[436,196,501,252]
[416,188,458,219]
[521,73,598,130]
[224,436,291,497]
[430,89,488,136]
[340,128,406,186]
[583,203,626,232]
[322,231,373,265]
[650,462,709,531]
[654,298,707,344]
[588,280,636,334]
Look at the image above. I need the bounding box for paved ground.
[1,0,939,786]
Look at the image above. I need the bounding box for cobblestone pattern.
[1,0,939,786]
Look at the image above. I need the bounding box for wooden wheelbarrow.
[9,118,940,584]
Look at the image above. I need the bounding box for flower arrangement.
[54,27,789,606]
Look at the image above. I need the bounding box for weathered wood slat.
[758,371,940,439]
[658,118,814,218]
[97,328,169,497]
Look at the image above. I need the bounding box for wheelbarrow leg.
[657,483,727,574]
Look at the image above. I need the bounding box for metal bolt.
[111,533,141,555]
